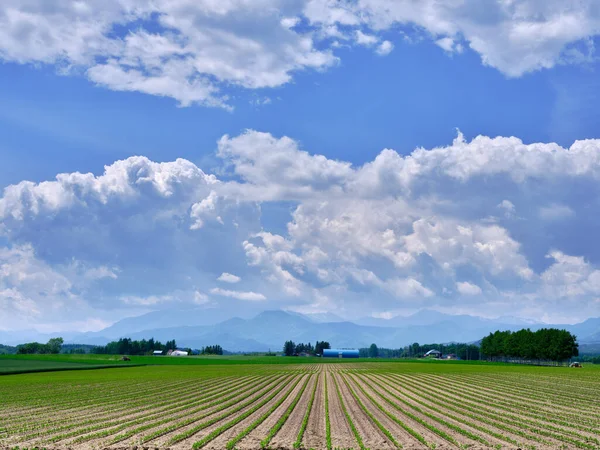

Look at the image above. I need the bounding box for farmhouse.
[323,348,359,358]
[424,349,442,358]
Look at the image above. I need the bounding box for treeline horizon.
[481,328,579,361]
[93,337,178,355]
[359,342,481,360]
[283,340,331,356]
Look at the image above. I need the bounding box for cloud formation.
[1,1,599,108]
[217,273,241,284]
[2,130,600,328]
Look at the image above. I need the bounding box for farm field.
[1,362,599,449]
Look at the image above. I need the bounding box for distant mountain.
[80,310,600,351]
[3,309,599,352]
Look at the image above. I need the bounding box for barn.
[170,350,188,356]
[323,349,359,358]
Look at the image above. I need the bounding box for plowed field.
[1,362,599,449]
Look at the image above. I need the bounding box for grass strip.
[293,373,319,449]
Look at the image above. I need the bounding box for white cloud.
[497,200,516,218]
[539,203,575,221]
[217,272,241,283]
[376,40,394,55]
[456,281,482,296]
[304,0,600,77]
[83,266,119,281]
[4,130,600,326]
[0,1,338,109]
[1,1,596,111]
[355,30,379,46]
[194,291,209,304]
[210,287,267,301]
[121,294,175,306]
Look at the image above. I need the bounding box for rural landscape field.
[2,357,599,450]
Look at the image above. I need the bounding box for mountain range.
[2,309,599,352]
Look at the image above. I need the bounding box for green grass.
[0,358,136,374]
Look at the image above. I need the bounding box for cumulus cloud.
[456,281,483,296]
[210,287,267,301]
[3,130,600,327]
[304,0,600,77]
[376,40,394,56]
[0,1,598,109]
[217,272,241,283]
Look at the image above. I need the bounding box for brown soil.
[233,374,310,449]
[149,375,293,448]
[200,374,307,450]
[303,370,327,450]
[325,370,357,450]
[269,373,318,449]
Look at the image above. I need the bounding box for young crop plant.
[325,372,332,450]
[368,374,489,446]
[339,373,402,449]
[382,373,597,449]
[192,375,303,449]
[331,375,366,450]
[345,373,431,448]
[148,374,291,445]
[294,373,319,449]
[260,374,313,449]
[107,375,262,445]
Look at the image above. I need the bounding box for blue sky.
[1,1,600,332]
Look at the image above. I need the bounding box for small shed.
[323,349,359,358]
[153,350,163,356]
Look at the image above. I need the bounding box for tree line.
[201,345,223,355]
[16,338,64,355]
[480,328,578,361]
[93,338,178,355]
[359,342,481,360]
[283,340,331,356]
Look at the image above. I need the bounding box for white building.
[171,350,189,356]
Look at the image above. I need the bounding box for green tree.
[46,337,64,354]
[283,340,296,356]
[368,343,379,358]
[315,341,330,356]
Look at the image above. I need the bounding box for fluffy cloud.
[456,281,483,296]
[304,0,600,76]
[210,287,266,301]
[3,130,600,328]
[217,272,241,283]
[0,1,598,108]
